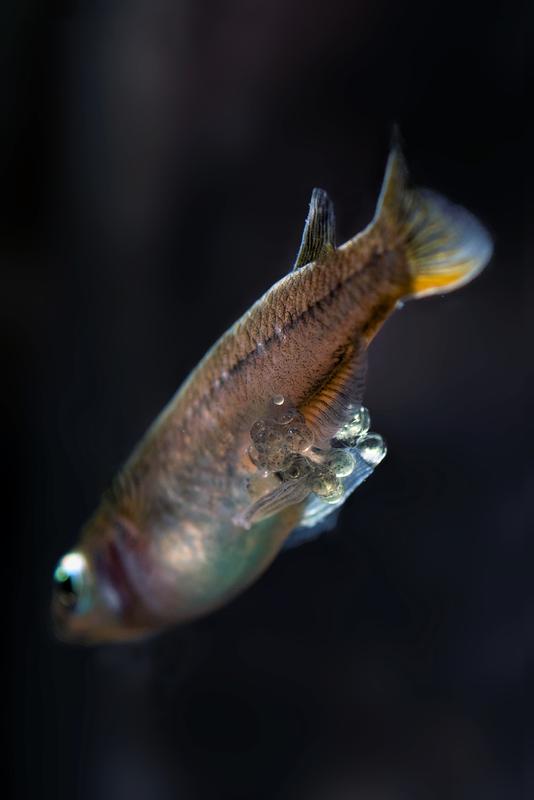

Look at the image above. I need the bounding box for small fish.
[52,144,492,643]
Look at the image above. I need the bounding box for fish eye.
[55,573,77,608]
[53,552,91,613]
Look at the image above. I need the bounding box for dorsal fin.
[293,188,336,269]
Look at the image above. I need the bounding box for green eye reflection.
[53,552,91,613]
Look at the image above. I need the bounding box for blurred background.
[3,1,527,798]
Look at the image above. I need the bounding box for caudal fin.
[374,144,493,298]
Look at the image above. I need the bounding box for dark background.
[4,1,528,798]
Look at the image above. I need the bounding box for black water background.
[4,2,528,798]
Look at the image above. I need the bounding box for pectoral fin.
[293,188,336,269]
[234,475,310,529]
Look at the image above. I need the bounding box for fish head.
[51,509,159,644]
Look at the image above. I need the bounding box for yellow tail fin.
[374,145,493,298]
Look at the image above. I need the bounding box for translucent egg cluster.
[248,402,314,474]
[247,397,386,509]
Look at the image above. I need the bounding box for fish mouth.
[51,592,80,641]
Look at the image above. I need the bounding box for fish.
[52,144,492,643]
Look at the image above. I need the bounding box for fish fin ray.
[283,509,340,550]
[374,144,493,297]
[300,343,367,446]
[293,188,336,269]
[235,477,310,529]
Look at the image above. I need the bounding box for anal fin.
[283,508,341,550]
[300,343,367,447]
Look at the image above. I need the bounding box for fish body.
[52,146,492,643]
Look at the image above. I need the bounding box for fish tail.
[373,143,493,298]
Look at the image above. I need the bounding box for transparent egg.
[322,483,345,504]
[251,420,284,451]
[247,444,268,470]
[278,407,303,426]
[264,445,292,472]
[335,406,371,445]
[281,455,312,481]
[272,394,285,406]
[250,418,269,442]
[353,406,371,435]
[326,450,355,477]
[357,432,387,466]
[310,467,341,499]
[286,422,314,453]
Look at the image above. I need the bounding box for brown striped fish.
[52,145,492,643]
